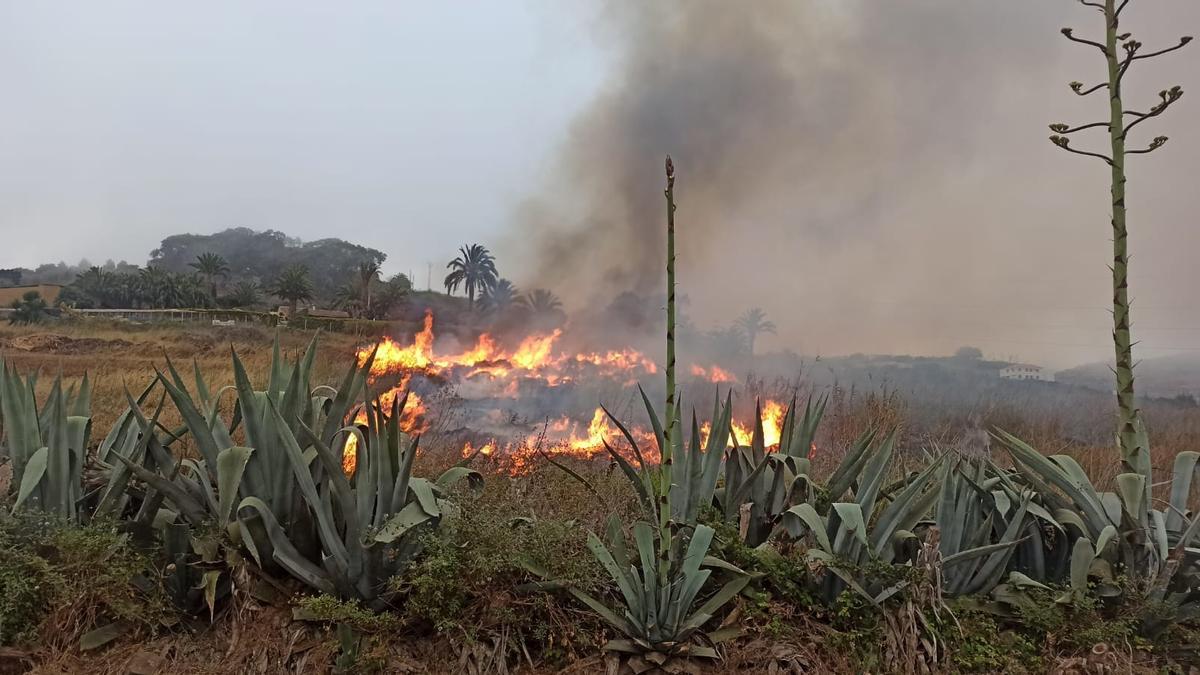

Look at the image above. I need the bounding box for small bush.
[388,485,608,666]
[0,541,55,645]
[294,595,401,634]
[0,512,169,649]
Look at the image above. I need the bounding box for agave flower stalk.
[1050,0,1190,469]
[660,155,678,581]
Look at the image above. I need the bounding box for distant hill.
[1056,354,1200,398]
[150,227,386,293]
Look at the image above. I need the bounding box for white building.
[1000,364,1054,382]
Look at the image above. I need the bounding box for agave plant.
[554,516,749,665]
[931,457,1036,597]
[779,447,944,605]
[992,430,1200,636]
[596,386,734,529]
[1,364,93,520]
[720,396,889,548]
[111,336,481,605]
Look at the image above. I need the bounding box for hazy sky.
[2,1,1198,368]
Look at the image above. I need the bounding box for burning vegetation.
[346,308,802,475]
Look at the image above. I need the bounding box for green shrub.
[294,595,400,634]
[0,512,169,648]
[946,612,1042,673]
[0,540,55,645]
[397,503,602,633]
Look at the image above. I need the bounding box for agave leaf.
[113,453,208,524]
[678,573,750,636]
[266,399,351,573]
[157,369,223,468]
[635,384,666,462]
[70,373,92,417]
[407,477,440,516]
[1114,473,1146,522]
[1066,536,1095,603]
[1166,451,1200,532]
[832,502,870,550]
[780,503,832,551]
[870,454,943,556]
[434,466,482,494]
[386,427,417,517]
[826,428,879,501]
[12,446,49,512]
[632,521,658,631]
[236,496,336,595]
[855,430,895,516]
[588,531,640,614]
[321,346,374,444]
[994,430,1111,537]
[567,587,636,637]
[78,621,130,651]
[216,446,253,527]
[373,500,437,543]
[602,439,656,520]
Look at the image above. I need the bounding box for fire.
[350,310,754,474]
[363,312,437,376]
[356,311,655,389]
[510,329,563,370]
[461,440,497,458]
[341,381,427,477]
[458,407,660,475]
[703,399,787,448]
[568,408,613,452]
[691,364,736,383]
[578,350,658,375]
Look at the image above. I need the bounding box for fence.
[4,306,397,338]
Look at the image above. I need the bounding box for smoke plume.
[505,0,1200,367]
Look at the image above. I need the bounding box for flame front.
[350,310,776,476]
[341,376,427,477]
[691,364,735,383]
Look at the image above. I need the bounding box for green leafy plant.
[993,430,1200,636]
[8,291,49,325]
[1,366,92,521]
[112,336,482,605]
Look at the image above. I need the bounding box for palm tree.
[228,281,260,308]
[443,244,498,311]
[138,266,181,308]
[520,289,564,321]
[333,280,365,317]
[74,266,111,306]
[189,253,229,300]
[357,260,381,316]
[481,279,519,315]
[735,307,776,356]
[371,273,412,320]
[270,264,314,317]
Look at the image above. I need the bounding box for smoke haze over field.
[504,0,1200,368]
[3,1,1200,367]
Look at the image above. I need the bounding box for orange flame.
[341,384,426,477]
[691,364,736,383]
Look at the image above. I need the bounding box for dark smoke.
[505,0,1200,367]
[510,1,1054,301]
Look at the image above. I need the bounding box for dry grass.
[1,320,364,434]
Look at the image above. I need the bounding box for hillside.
[1057,353,1200,399]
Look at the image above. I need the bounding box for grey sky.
[1,1,1198,367]
[0,1,605,277]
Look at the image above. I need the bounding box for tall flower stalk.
[1050,0,1190,470]
[660,155,678,580]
